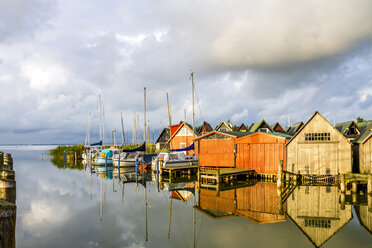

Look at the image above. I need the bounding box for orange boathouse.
[195,131,291,174]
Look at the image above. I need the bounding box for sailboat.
[152,72,199,172]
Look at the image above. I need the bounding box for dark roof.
[288,122,304,133]
[248,120,274,132]
[155,128,170,143]
[353,122,372,144]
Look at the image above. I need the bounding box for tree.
[356,117,365,123]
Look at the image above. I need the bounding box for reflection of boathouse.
[287,186,352,247]
[355,204,372,236]
[286,112,352,175]
[195,183,286,223]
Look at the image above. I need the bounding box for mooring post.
[340,174,346,193]
[352,181,357,194]
[368,175,372,195]
[277,187,284,215]
[368,194,372,213]
[0,151,3,167]
[277,160,283,188]
[118,154,121,180]
[216,169,221,186]
[105,156,108,173]
[340,192,346,210]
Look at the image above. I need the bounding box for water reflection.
[286,186,352,247]
[0,179,16,248]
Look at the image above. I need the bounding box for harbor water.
[2,145,371,248]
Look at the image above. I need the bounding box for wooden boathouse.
[353,122,372,174]
[195,131,291,175]
[335,121,361,141]
[155,128,170,150]
[286,112,353,176]
[286,121,304,135]
[168,122,199,155]
[271,122,285,133]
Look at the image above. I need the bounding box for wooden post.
[340,174,346,193]
[277,160,283,188]
[368,194,372,213]
[216,169,221,186]
[340,192,345,210]
[352,181,357,194]
[277,187,283,215]
[368,175,372,195]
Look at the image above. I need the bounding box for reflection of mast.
[145,181,148,242]
[100,177,103,221]
[168,195,173,239]
[193,186,196,248]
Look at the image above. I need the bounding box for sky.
[0,0,372,144]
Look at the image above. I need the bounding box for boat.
[95,149,114,166]
[113,142,146,167]
[151,150,198,171]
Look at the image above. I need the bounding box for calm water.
[1,145,372,248]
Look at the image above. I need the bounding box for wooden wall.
[235,183,286,223]
[236,133,287,174]
[286,113,352,175]
[169,135,194,156]
[359,138,372,174]
[356,204,372,235]
[198,138,236,168]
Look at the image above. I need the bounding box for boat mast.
[88,112,91,146]
[191,72,195,141]
[99,95,103,144]
[144,86,146,144]
[166,92,172,149]
[133,112,136,145]
[121,112,125,146]
[103,106,105,145]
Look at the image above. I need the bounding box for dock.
[159,165,198,183]
[198,168,254,188]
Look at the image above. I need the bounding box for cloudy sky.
[1,0,372,144]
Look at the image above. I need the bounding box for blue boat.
[95,149,114,166]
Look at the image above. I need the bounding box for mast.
[190,72,195,140]
[166,92,171,127]
[133,112,136,145]
[144,87,146,144]
[121,112,125,146]
[102,106,105,145]
[88,112,91,146]
[99,95,103,143]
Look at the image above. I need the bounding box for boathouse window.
[258,128,269,133]
[305,133,330,141]
[304,218,331,228]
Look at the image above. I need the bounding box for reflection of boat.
[95,149,113,166]
[151,151,198,171]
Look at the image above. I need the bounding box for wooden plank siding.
[236,133,288,174]
[359,138,372,174]
[286,112,352,175]
[198,138,236,168]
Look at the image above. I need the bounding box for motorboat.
[95,149,114,166]
[151,152,198,171]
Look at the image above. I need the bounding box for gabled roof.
[357,120,372,131]
[286,112,352,147]
[215,121,233,132]
[287,122,304,134]
[353,122,372,144]
[248,120,274,132]
[335,121,361,135]
[155,128,170,143]
[271,122,285,132]
[167,122,200,143]
[199,121,213,133]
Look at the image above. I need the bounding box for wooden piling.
[352,182,357,194]
[340,193,345,210]
[340,174,346,193]
[277,160,283,188]
[368,175,372,195]
[368,195,372,213]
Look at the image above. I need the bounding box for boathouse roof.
[248,120,274,132]
[335,121,361,135]
[353,122,372,144]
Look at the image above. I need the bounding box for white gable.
[175,127,193,137]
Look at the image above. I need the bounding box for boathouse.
[236,132,291,174]
[286,122,304,135]
[287,186,352,247]
[195,131,249,168]
[155,128,170,150]
[248,120,274,133]
[197,121,213,135]
[215,121,233,132]
[195,131,290,174]
[355,205,372,236]
[358,120,372,132]
[271,122,285,133]
[195,188,236,219]
[335,121,361,141]
[286,112,352,175]
[168,122,199,155]
[353,122,372,174]
[232,123,248,132]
